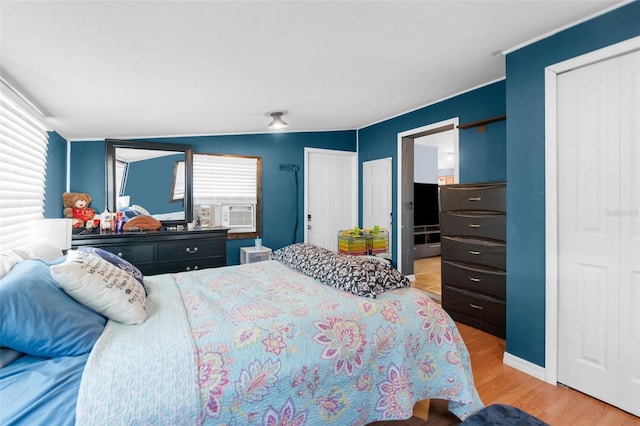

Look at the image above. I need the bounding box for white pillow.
[0,250,24,279]
[50,250,147,325]
[0,243,63,279]
[15,242,63,263]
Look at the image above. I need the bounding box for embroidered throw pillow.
[51,250,147,325]
[77,246,145,288]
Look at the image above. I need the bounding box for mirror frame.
[105,139,193,227]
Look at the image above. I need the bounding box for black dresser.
[439,183,506,338]
[71,227,228,276]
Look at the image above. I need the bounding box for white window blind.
[0,92,49,251]
[115,160,127,196]
[193,154,257,205]
[171,160,185,201]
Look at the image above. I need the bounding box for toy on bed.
[62,192,96,228]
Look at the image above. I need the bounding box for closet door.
[617,50,640,415]
[557,49,639,416]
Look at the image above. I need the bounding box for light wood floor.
[370,323,639,425]
[412,256,441,300]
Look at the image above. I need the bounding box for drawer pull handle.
[469,250,481,255]
[469,303,484,310]
[468,224,481,228]
[468,197,482,201]
[185,266,199,271]
[469,277,482,282]
[117,252,123,257]
[186,247,199,254]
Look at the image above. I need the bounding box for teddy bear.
[62,192,96,228]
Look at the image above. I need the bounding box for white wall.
[414,144,438,183]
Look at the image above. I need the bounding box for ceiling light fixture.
[266,111,288,130]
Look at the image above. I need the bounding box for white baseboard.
[503,351,548,382]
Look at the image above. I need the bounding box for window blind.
[171,160,185,201]
[0,92,50,251]
[115,160,127,196]
[193,154,257,205]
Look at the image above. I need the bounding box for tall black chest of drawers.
[71,227,228,276]
[440,183,506,338]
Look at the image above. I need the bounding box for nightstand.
[240,246,272,264]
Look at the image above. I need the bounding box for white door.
[557,50,640,416]
[363,157,392,253]
[304,148,357,252]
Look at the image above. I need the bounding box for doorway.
[396,118,459,284]
[411,128,457,299]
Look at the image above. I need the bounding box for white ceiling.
[0,0,623,141]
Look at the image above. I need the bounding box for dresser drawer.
[440,212,505,241]
[157,257,226,274]
[441,260,505,299]
[91,244,155,276]
[441,236,506,270]
[440,184,505,212]
[157,238,226,262]
[442,285,506,329]
[96,243,154,263]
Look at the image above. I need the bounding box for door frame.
[544,35,640,385]
[303,147,358,248]
[396,118,459,274]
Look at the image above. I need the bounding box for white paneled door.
[363,157,392,253]
[304,148,357,252]
[557,49,639,416]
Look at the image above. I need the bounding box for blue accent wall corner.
[44,131,68,218]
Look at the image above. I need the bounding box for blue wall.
[68,140,106,213]
[44,131,68,218]
[69,131,356,264]
[505,1,640,367]
[357,80,507,263]
[124,154,184,215]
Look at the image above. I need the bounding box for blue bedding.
[0,258,104,426]
[0,354,88,426]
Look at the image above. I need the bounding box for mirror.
[105,139,193,227]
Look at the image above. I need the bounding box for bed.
[0,243,483,425]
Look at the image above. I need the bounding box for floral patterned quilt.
[176,260,482,424]
[77,260,482,425]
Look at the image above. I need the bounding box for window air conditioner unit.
[221,205,255,228]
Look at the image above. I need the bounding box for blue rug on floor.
[460,404,549,425]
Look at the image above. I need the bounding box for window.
[0,91,50,251]
[191,154,261,238]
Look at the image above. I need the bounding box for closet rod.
[458,114,506,130]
